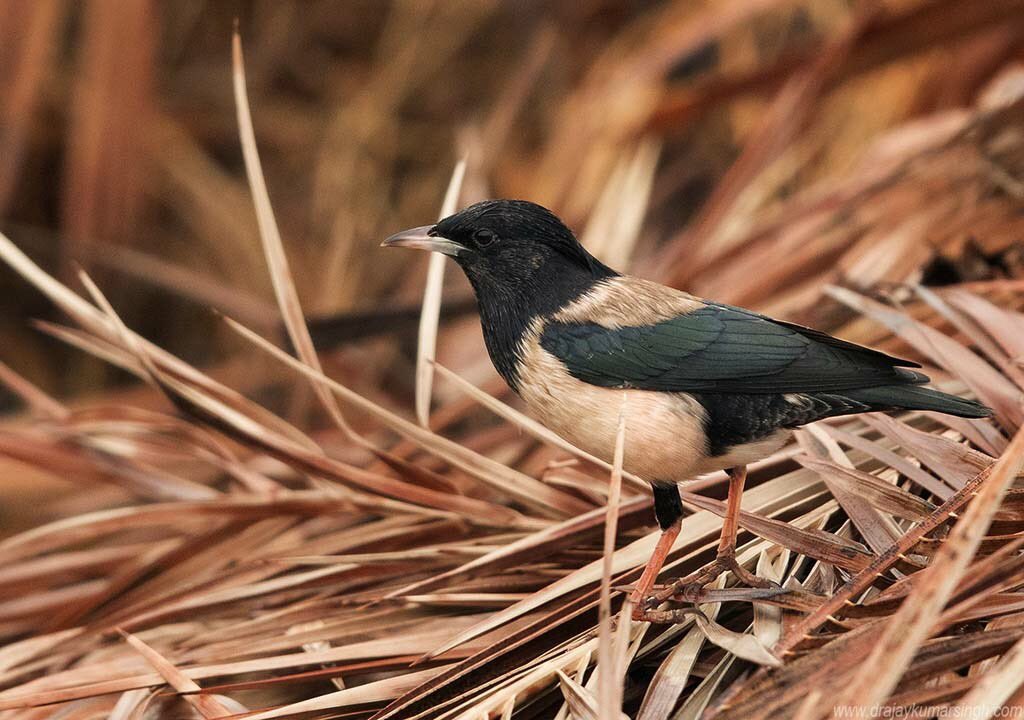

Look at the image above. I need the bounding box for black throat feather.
[467,251,615,392]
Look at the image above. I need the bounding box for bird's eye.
[472,228,498,247]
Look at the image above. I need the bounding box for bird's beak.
[381,225,463,257]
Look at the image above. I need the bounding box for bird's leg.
[711,465,766,587]
[628,519,681,620]
[630,484,683,621]
[644,466,780,614]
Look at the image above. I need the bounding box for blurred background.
[1,0,1023,526]
[1,6,1024,716]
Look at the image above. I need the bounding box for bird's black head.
[383,199,618,390]
[383,199,615,306]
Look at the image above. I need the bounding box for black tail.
[843,385,991,418]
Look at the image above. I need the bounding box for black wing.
[539,303,924,394]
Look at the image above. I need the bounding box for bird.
[383,198,991,621]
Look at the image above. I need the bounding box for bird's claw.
[631,552,783,623]
[670,583,786,604]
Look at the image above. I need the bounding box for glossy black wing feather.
[539,303,923,394]
[768,316,919,367]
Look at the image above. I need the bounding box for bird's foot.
[631,552,783,623]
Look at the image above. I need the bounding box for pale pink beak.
[381,225,463,256]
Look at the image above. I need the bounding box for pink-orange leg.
[635,466,780,623]
[629,517,681,621]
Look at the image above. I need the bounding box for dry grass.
[1,1,1024,718]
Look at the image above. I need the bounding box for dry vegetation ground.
[1,1,1024,718]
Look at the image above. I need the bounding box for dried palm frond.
[1,2,1024,719]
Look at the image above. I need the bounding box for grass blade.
[416,159,467,427]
